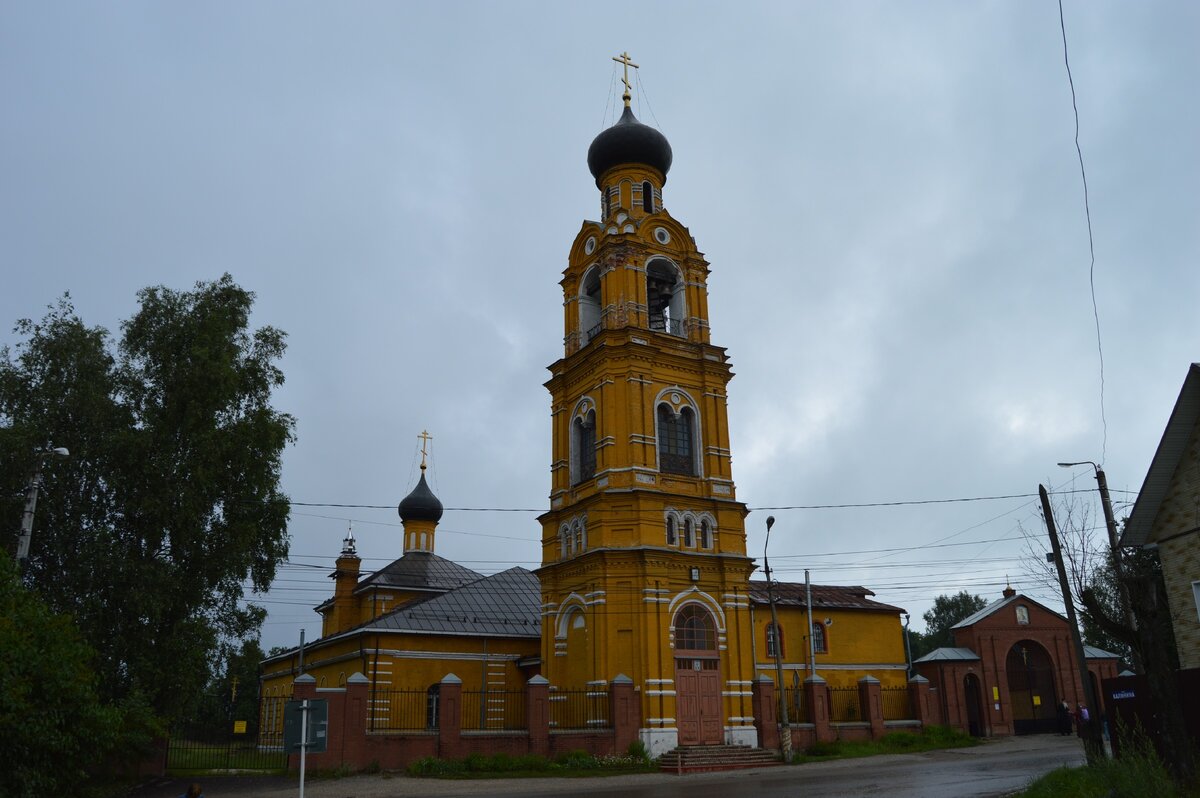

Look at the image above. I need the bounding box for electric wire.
[1058,0,1107,463]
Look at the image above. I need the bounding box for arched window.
[560,525,570,558]
[658,404,696,476]
[683,518,694,547]
[666,515,677,546]
[700,519,713,549]
[573,520,585,553]
[646,259,684,336]
[674,605,716,651]
[426,684,441,730]
[642,180,654,213]
[812,622,827,654]
[579,267,601,345]
[572,409,596,484]
[766,623,784,658]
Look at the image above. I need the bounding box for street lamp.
[1056,461,1121,553]
[763,515,791,759]
[1057,460,1139,670]
[14,445,69,567]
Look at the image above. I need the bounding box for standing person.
[1057,700,1072,736]
[1075,704,1089,738]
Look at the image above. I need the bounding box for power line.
[1058,0,1107,463]
[276,487,1131,514]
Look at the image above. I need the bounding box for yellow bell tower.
[537,56,757,754]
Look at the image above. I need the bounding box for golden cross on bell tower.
[418,430,433,471]
[612,51,639,107]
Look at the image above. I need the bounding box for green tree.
[918,591,988,655]
[0,275,294,724]
[0,550,155,798]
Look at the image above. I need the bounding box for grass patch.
[791,725,978,764]
[406,750,656,779]
[1015,730,1193,798]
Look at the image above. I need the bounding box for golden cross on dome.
[418,429,433,470]
[612,51,639,107]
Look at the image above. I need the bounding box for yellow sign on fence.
[233,720,247,734]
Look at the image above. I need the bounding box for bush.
[805,740,841,757]
[513,754,551,771]
[556,749,600,769]
[0,551,159,798]
[463,752,492,772]
[627,739,650,762]
[406,756,465,777]
[880,731,921,748]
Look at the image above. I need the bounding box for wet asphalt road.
[129,734,1085,798]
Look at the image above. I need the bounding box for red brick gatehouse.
[914,588,1120,736]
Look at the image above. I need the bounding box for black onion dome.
[398,472,443,523]
[587,106,672,184]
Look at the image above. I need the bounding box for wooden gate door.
[676,657,722,745]
[676,659,701,745]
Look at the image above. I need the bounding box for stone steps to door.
[658,744,782,774]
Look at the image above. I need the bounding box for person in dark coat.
[1057,700,1072,735]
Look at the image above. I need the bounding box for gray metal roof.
[1084,645,1121,660]
[355,551,482,594]
[1121,363,1200,547]
[913,647,980,663]
[748,581,906,614]
[363,566,541,638]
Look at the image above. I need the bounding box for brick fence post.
[341,672,370,768]
[526,676,550,757]
[610,674,637,754]
[858,676,885,739]
[437,673,463,760]
[751,675,780,752]
[805,675,833,743]
[907,675,933,726]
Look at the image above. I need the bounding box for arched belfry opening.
[646,259,684,337]
[579,267,602,344]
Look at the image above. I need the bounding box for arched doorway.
[963,673,984,737]
[673,604,722,745]
[1006,641,1059,734]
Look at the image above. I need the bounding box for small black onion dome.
[587,106,673,185]
[398,471,443,523]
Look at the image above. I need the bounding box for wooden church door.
[673,605,723,745]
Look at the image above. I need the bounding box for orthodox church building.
[262,65,909,754]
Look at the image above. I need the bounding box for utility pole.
[805,570,816,681]
[763,516,791,760]
[903,613,913,678]
[1040,484,1103,764]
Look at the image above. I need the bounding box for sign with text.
[283,699,328,754]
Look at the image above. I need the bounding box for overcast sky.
[3,2,1197,655]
